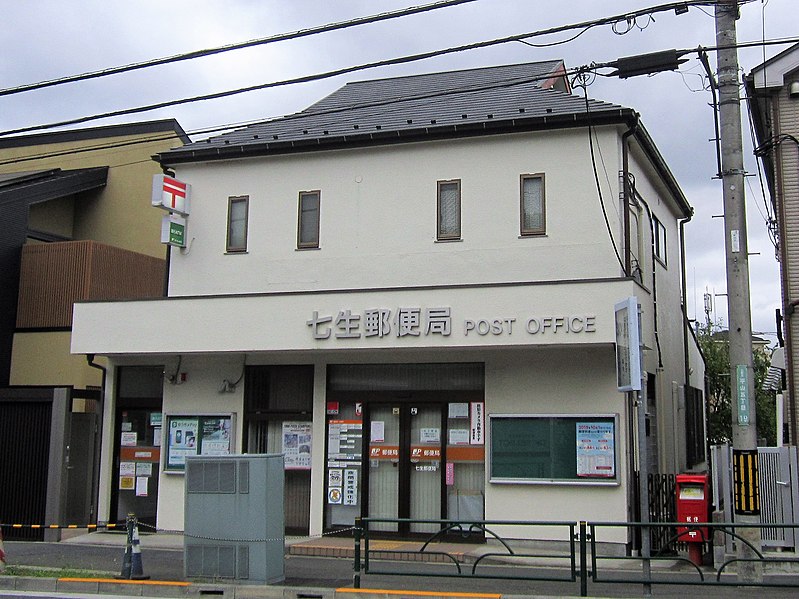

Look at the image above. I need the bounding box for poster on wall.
[164,414,234,472]
[576,421,616,478]
[282,421,312,470]
[470,402,484,445]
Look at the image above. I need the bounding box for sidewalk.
[2,530,799,598]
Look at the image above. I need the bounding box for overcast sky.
[2,0,795,343]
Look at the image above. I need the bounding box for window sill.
[296,246,321,251]
[518,233,547,239]
[435,238,462,243]
[224,250,248,255]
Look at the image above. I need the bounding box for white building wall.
[168,129,623,297]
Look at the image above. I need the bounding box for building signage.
[152,174,191,216]
[614,297,642,392]
[160,214,186,248]
[307,307,597,341]
[736,364,750,426]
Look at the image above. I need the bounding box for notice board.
[164,414,235,472]
[489,414,618,484]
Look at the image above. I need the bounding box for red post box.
[676,473,710,543]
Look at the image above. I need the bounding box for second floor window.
[226,195,248,253]
[520,174,545,236]
[653,216,667,266]
[297,190,321,249]
[437,179,461,241]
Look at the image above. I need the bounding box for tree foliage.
[697,321,777,446]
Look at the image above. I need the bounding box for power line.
[3,33,797,166]
[0,0,479,98]
[0,1,728,138]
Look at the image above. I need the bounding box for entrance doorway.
[324,362,486,538]
[366,403,444,534]
[110,366,163,526]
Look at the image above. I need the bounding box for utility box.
[184,454,284,584]
[676,473,710,543]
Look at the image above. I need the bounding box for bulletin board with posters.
[164,414,235,472]
[489,414,618,484]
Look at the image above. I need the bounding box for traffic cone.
[0,527,6,574]
[116,513,149,580]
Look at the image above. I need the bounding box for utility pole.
[715,0,762,582]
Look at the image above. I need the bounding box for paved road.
[5,541,799,598]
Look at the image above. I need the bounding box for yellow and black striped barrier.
[733,448,760,516]
[0,522,123,531]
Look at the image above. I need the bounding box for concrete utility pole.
[715,0,762,582]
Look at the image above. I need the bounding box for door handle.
[776,480,789,486]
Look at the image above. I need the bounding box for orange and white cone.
[0,527,6,574]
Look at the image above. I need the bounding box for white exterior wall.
[168,130,622,297]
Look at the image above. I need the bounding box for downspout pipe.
[86,354,107,523]
[680,217,693,388]
[622,118,639,276]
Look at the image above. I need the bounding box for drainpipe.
[622,118,639,276]
[86,354,107,523]
[680,217,693,388]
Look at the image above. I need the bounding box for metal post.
[579,521,588,597]
[354,517,362,588]
[714,0,762,583]
[638,383,652,596]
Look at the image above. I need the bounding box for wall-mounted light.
[789,81,799,99]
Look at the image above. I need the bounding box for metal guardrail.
[354,518,799,596]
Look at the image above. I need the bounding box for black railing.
[354,517,799,596]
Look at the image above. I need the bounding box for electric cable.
[575,73,627,275]
[0,1,737,137]
[0,0,479,98]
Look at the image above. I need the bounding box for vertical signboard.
[614,297,642,392]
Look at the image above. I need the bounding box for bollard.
[116,513,150,580]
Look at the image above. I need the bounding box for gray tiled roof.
[160,61,633,163]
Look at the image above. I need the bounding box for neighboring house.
[0,120,189,539]
[71,62,705,551]
[746,43,799,445]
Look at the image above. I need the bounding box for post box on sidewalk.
[676,473,710,543]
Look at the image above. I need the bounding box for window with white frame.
[297,190,321,249]
[437,179,461,241]
[226,195,248,253]
[520,174,545,236]
[653,216,667,266]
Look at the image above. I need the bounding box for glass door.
[409,405,443,533]
[367,404,400,532]
[365,403,443,535]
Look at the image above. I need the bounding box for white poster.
[168,417,199,467]
[576,422,616,478]
[448,428,470,445]
[283,421,312,470]
[136,462,153,477]
[448,403,469,419]
[120,432,137,447]
[343,468,359,506]
[135,476,148,497]
[119,462,136,477]
[470,402,484,445]
[370,420,385,443]
[420,427,440,444]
